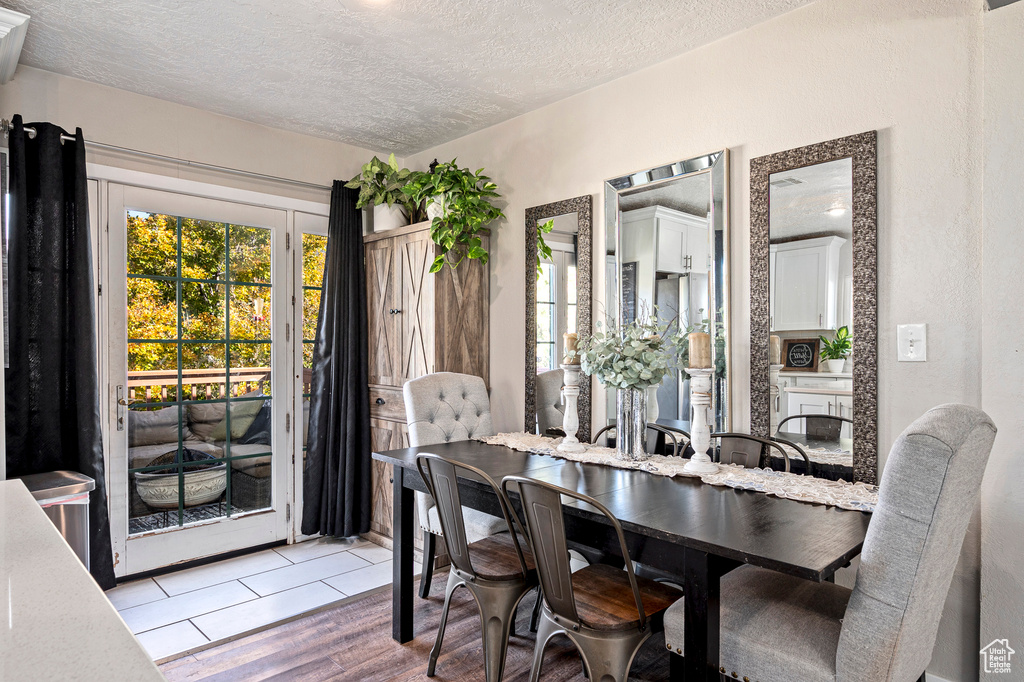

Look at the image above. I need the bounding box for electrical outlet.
[897,324,927,362]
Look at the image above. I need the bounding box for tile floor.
[106,537,393,661]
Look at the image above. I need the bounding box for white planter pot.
[826,358,846,373]
[426,195,446,221]
[135,464,227,509]
[372,204,406,233]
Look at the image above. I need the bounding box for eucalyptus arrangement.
[402,160,505,273]
[574,314,673,391]
[820,325,852,372]
[344,154,426,224]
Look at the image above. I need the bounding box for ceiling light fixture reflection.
[826,207,847,217]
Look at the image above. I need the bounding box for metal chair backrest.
[777,414,853,441]
[593,423,680,456]
[415,453,530,580]
[711,432,793,472]
[501,476,649,632]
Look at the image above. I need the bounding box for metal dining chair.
[593,423,681,456]
[710,432,805,472]
[404,372,508,599]
[777,413,854,441]
[664,404,997,682]
[501,476,681,682]
[416,453,538,682]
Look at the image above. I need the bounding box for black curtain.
[301,182,372,537]
[5,115,115,589]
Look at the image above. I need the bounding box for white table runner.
[479,432,876,513]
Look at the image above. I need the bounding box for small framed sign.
[782,338,819,372]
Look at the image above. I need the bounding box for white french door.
[104,183,310,576]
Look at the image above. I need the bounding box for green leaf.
[429,255,445,273]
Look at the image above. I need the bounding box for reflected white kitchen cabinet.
[785,386,853,439]
[770,236,846,331]
[622,205,709,277]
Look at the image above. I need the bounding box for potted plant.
[402,160,505,273]
[819,325,852,373]
[345,154,426,232]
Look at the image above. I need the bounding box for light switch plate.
[897,324,927,362]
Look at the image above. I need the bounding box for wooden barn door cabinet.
[362,221,489,549]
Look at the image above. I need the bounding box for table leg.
[677,548,722,682]
[392,467,414,643]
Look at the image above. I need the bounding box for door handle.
[819,313,823,327]
[116,385,138,432]
[117,397,141,406]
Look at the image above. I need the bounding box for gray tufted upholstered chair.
[663,403,997,682]
[535,369,565,434]
[404,372,507,599]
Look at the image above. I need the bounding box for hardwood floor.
[159,583,672,681]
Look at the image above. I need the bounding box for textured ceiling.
[769,158,853,241]
[7,0,810,154]
[619,173,711,217]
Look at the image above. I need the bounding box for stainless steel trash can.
[16,471,95,570]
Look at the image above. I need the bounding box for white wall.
[981,0,1024,675]
[0,65,380,199]
[405,0,985,678]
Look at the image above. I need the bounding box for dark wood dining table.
[373,440,870,682]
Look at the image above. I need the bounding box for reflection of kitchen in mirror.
[769,157,854,453]
[619,172,711,426]
[535,213,579,374]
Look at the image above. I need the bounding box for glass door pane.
[126,213,274,534]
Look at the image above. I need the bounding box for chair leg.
[427,571,460,677]
[419,530,437,599]
[529,587,542,633]
[917,674,927,682]
[476,582,530,682]
[529,612,560,682]
[669,651,685,681]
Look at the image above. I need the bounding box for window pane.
[181,343,227,401]
[537,343,554,373]
[229,343,271,398]
[537,303,554,343]
[536,263,554,302]
[128,342,178,405]
[303,234,328,287]
[230,285,271,340]
[303,289,321,342]
[127,212,177,277]
[180,219,226,281]
[229,224,271,284]
[181,282,225,341]
[128,278,177,340]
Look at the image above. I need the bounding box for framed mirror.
[604,151,731,432]
[524,195,593,439]
[750,131,877,484]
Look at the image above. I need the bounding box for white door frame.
[92,164,329,576]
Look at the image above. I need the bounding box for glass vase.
[616,387,649,461]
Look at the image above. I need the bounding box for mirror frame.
[605,150,732,431]
[749,131,878,484]
[524,195,593,440]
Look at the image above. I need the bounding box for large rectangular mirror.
[750,132,877,483]
[604,151,730,432]
[524,195,593,439]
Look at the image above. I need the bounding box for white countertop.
[778,370,853,378]
[1,479,165,682]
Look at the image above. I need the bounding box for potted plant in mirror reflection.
[402,159,506,273]
[345,153,427,231]
[819,325,852,373]
[573,310,673,462]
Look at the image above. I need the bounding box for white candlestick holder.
[557,363,586,453]
[682,367,719,474]
[769,363,784,434]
